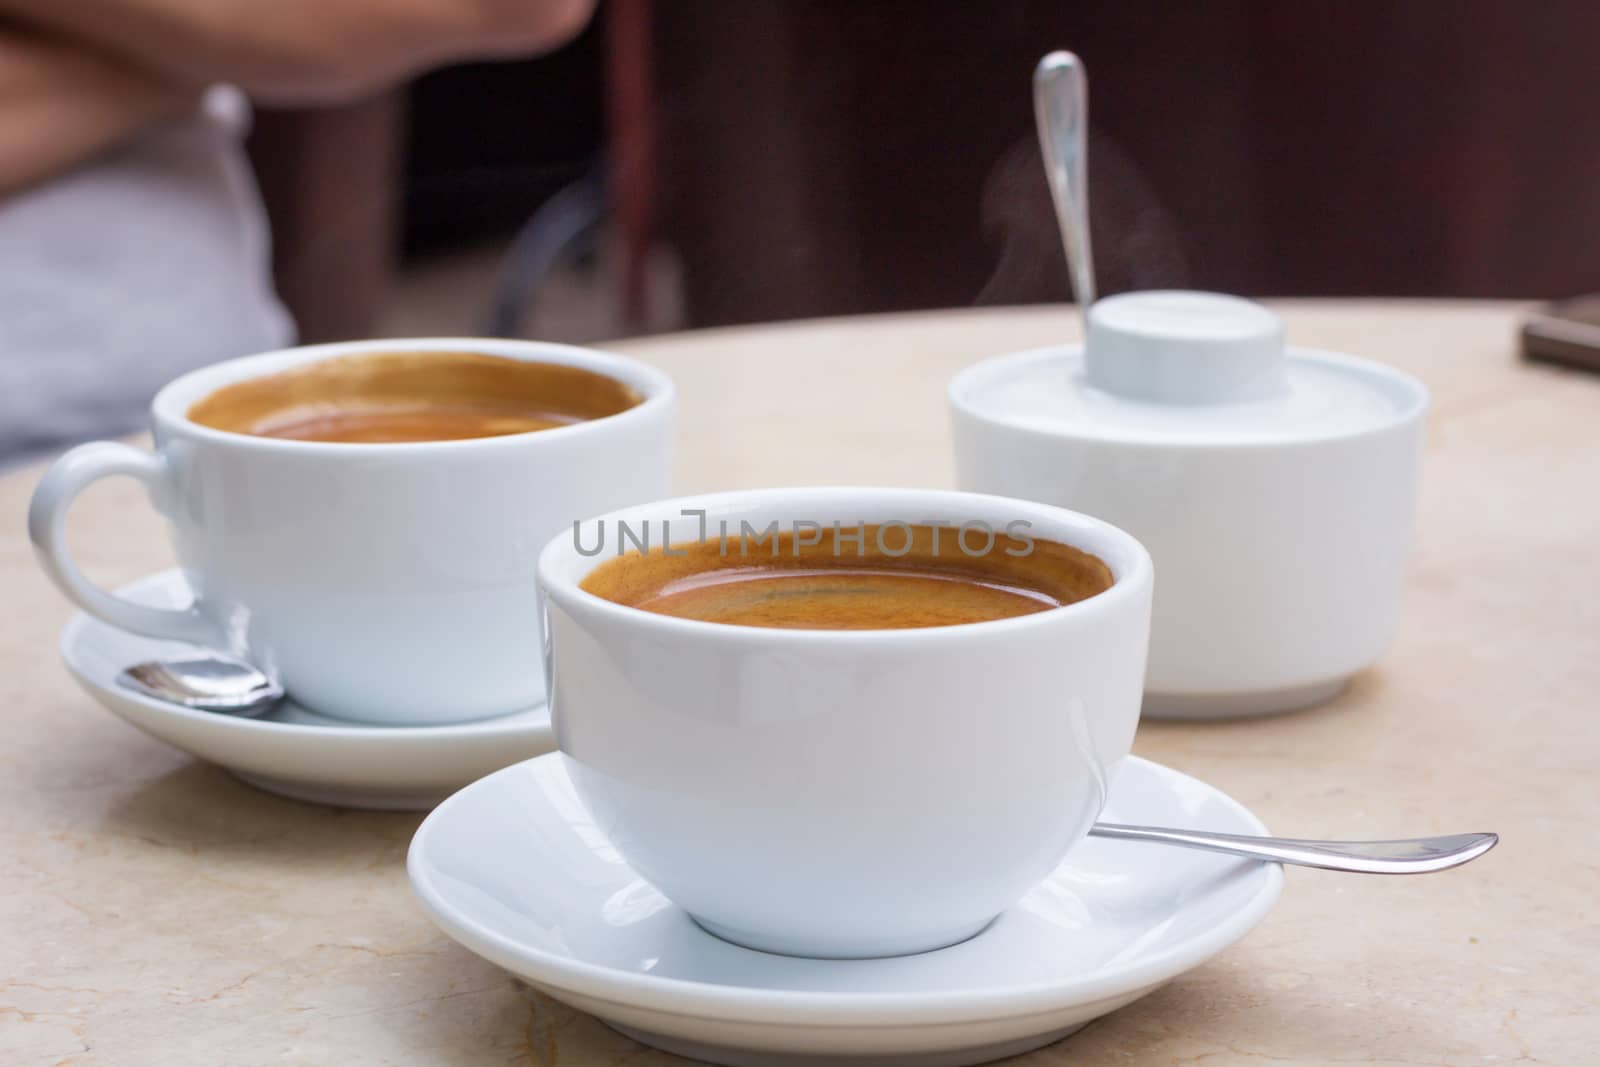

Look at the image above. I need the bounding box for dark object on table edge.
[1523,295,1600,374]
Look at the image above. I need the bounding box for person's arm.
[0,27,195,196]
[0,0,595,104]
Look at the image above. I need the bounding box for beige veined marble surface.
[2,301,1595,1065]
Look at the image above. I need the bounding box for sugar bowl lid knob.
[1084,290,1286,404]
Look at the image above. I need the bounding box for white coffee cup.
[30,338,675,726]
[539,487,1152,958]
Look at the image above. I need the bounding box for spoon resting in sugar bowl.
[1033,50,1096,337]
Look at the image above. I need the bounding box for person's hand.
[0,0,597,104]
[0,26,195,195]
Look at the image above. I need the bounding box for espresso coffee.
[581,524,1113,629]
[188,351,642,443]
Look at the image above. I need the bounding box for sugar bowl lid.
[952,291,1427,444]
[1085,291,1284,403]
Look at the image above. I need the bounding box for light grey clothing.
[0,87,293,466]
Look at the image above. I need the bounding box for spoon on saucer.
[1089,823,1497,874]
[114,649,1497,872]
[117,653,284,716]
[1034,50,1096,338]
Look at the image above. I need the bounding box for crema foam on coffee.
[581,524,1113,630]
[188,351,641,443]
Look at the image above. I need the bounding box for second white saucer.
[409,752,1283,1066]
[61,570,555,809]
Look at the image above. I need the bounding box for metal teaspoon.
[1034,50,1097,338]
[1089,823,1498,874]
[118,653,284,716]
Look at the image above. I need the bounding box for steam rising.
[976,130,1192,306]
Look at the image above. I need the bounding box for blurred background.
[4,0,1600,466]
[258,0,1600,344]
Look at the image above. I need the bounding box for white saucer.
[408,753,1283,1067]
[61,570,555,809]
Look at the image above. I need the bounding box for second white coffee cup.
[539,487,1152,958]
[29,338,675,726]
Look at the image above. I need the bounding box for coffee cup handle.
[28,442,219,645]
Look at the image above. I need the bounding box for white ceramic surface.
[61,570,556,809]
[1086,290,1286,403]
[29,338,675,725]
[408,752,1283,1067]
[951,296,1428,718]
[539,487,1153,959]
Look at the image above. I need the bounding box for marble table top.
[3,302,1593,1065]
